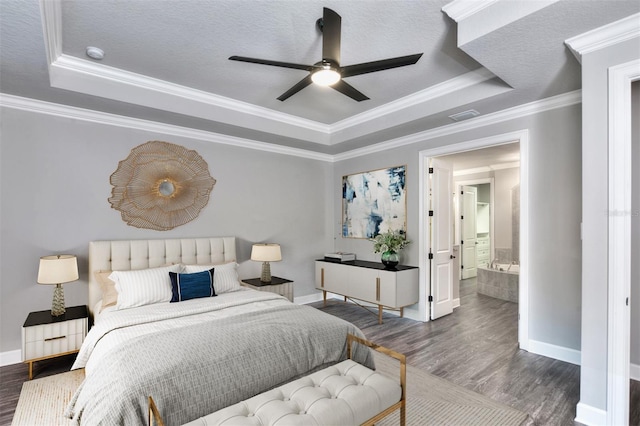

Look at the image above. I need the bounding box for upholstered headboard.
[88,237,237,317]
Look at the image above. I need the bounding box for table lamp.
[251,244,281,283]
[37,254,79,316]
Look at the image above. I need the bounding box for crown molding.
[331,67,497,133]
[52,55,331,135]
[334,90,581,161]
[49,54,332,144]
[39,0,62,65]
[1,89,580,164]
[454,161,520,176]
[0,94,333,162]
[39,0,509,148]
[441,0,500,23]
[565,13,640,63]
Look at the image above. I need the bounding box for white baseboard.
[294,292,324,305]
[575,401,607,426]
[527,339,581,365]
[453,298,461,309]
[0,349,22,366]
[631,362,640,381]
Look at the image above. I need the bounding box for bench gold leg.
[28,362,33,380]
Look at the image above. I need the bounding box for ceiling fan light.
[311,68,341,86]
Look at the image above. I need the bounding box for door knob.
[450,255,456,259]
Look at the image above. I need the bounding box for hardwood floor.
[311,278,635,426]
[0,353,76,425]
[0,279,637,425]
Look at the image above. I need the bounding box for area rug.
[373,351,532,425]
[12,356,531,425]
[11,369,83,426]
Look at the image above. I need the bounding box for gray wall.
[0,107,330,353]
[332,104,582,351]
[632,81,639,368]
[0,99,584,368]
[493,167,519,254]
[580,36,640,412]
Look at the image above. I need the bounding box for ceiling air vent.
[449,109,480,122]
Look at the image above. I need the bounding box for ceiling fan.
[229,7,423,102]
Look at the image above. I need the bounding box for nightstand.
[241,277,294,302]
[22,305,88,379]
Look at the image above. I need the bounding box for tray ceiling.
[1,0,638,155]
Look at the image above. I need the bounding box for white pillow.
[110,264,182,310]
[183,262,240,294]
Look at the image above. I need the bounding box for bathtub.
[477,265,519,303]
[492,263,519,274]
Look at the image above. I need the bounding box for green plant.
[371,230,410,253]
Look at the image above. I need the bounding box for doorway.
[419,130,530,350]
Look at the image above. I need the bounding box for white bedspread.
[65,288,373,425]
[74,289,289,374]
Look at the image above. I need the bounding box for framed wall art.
[342,165,407,239]
[108,140,216,231]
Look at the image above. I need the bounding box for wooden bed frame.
[88,237,237,318]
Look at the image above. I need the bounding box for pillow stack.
[95,262,241,311]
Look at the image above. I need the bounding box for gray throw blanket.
[65,303,372,425]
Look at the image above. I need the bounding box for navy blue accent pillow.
[169,268,216,302]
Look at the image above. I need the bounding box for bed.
[64,237,373,425]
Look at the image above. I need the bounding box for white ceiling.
[1,0,638,155]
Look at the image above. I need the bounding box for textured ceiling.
[1,0,638,155]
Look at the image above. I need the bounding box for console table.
[315,259,419,324]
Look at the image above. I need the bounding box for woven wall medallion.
[109,141,216,231]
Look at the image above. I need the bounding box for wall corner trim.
[575,402,607,426]
[565,13,640,63]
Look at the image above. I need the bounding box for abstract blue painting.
[342,165,407,238]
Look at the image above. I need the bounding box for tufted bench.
[149,334,406,426]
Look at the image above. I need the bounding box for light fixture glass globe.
[311,68,341,86]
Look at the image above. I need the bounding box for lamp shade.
[37,255,79,285]
[251,244,282,262]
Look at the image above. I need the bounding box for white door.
[428,158,454,320]
[461,185,478,279]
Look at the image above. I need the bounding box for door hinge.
[461,264,464,270]
[461,190,464,195]
[460,240,464,245]
[429,210,434,217]
[461,215,464,220]
[428,167,434,174]
[428,295,433,302]
[428,253,433,260]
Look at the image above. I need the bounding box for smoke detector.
[86,46,105,60]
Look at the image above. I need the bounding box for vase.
[381,250,399,269]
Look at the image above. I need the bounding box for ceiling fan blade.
[341,53,423,78]
[331,80,369,102]
[277,74,313,101]
[229,56,313,71]
[322,7,341,65]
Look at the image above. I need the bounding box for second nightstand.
[241,276,294,302]
[22,305,88,379]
